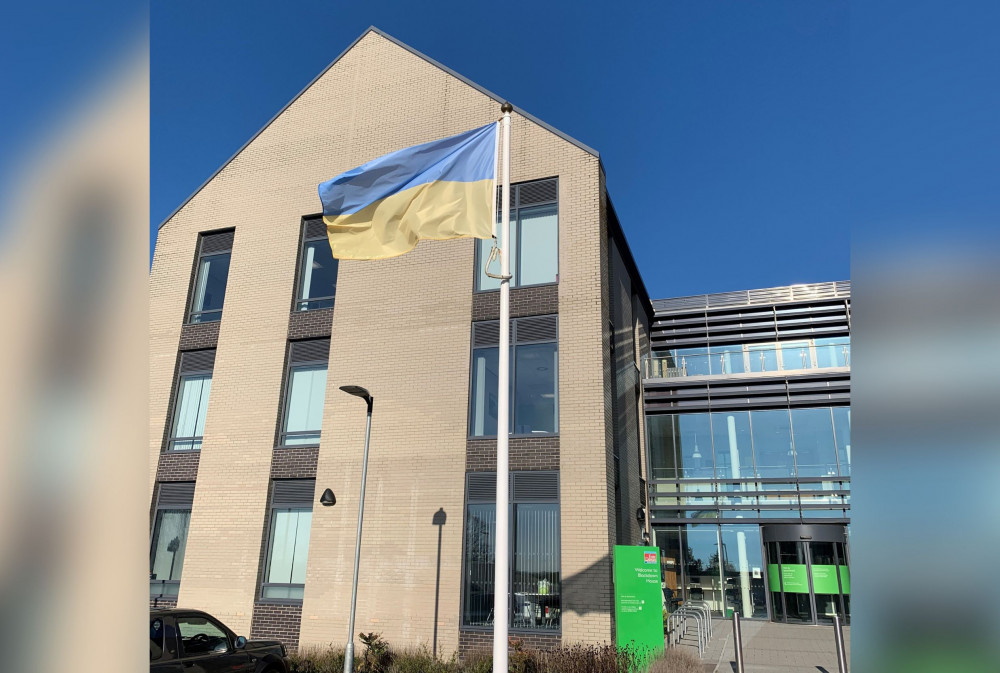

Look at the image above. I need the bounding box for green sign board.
[767,564,809,593]
[768,564,851,594]
[613,545,665,660]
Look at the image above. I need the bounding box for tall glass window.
[262,508,312,600]
[189,252,231,323]
[790,408,839,477]
[150,509,190,597]
[281,365,328,446]
[476,199,558,291]
[462,472,560,632]
[296,232,338,311]
[469,317,558,437]
[169,374,212,451]
[513,343,558,434]
[750,410,795,477]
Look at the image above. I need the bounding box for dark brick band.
[178,322,220,350]
[458,630,561,658]
[472,284,558,322]
[288,307,334,340]
[270,446,319,479]
[156,451,201,482]
[466,436,560,472]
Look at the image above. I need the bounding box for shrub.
[647,647,703,673]
[291,639,703,673]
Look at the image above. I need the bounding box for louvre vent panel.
[517,178,558,207]
[200,230,235,255]
[272,479,316,506]
[473,322,501,348]
[180,349,216,373]
[304,219,327,239]
[512,472,559,503]
[156,482,195,507]
[290,339,330,364]
[515,315,558,343]
[467,472,498,503]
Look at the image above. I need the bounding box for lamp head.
[339,385,373,407]
[319,488,336,507]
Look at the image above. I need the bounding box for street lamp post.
[340,385,374,673]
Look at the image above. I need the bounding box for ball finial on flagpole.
[501,101,513,113]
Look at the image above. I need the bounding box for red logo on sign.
[644,552,656,564]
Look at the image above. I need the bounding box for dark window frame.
[166,364,213,453]
[467,315,559,439]
[185,229,235,325]
[474,177,560,293]
[292,217,338,312]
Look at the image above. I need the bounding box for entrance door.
[762,524,850,625]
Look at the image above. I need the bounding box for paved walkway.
[673,618,850,673]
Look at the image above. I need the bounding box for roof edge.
[156,26,598,232]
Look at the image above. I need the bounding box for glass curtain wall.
[649,408,851,480]
[654,523,766,618]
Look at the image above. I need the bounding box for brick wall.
[250,603,303,653]
[288,307,333,340]
[270,447,319,479]
[156,451,200,482]
[178,322,220,350]
[471,284,559,321]
[457,630,561,657]
[466,437,559,472]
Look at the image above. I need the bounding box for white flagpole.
[492,101,513,673]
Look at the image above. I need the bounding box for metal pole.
[833,614,848,673]
[732,612,745,673]
[492,102,513,673]
[344,400,373,673]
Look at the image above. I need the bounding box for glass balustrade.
[644,339,850,379]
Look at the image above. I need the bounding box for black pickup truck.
[150,608,291,672]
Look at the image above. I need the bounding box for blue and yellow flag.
[318,123,498,260]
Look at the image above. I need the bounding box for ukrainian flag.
[318,123,498,260]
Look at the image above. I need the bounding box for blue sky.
[151,1,995,298]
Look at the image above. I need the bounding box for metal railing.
[652,281,850,312]
[644,342,850,379]
[665,604,711,657]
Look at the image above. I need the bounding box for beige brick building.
[149,27,651,657]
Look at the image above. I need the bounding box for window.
[462,471,560,631]
[475,178,558,291]
[168,350,215,451]
[647,407,849,481]
[150,483,194,598]
[188,230,234,323]
[295,219,338,311]
[262,480,315,601]
[279,339,329,447]
[469,316,558,437]
[176,615,231,656]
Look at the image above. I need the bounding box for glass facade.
[648,408,851,481]
[655,523,767,619]
[646,338,850,379]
